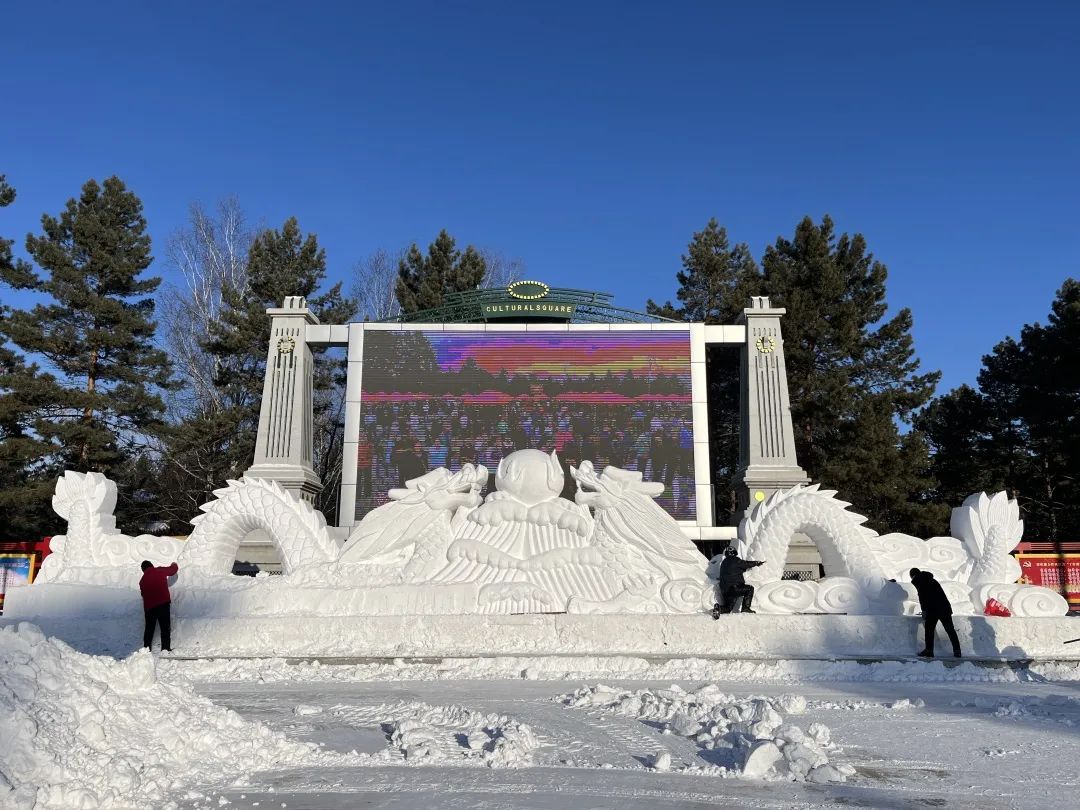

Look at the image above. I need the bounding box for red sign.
[1017,554,1080,609]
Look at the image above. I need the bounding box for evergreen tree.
[760,215,944,535]
[919,280,1080,541]
[396,230,486,314]
[646,219,761,324]
[0,176,172,533]
[163,218,355,525]
[0,175,58,539]
[647,219,763,521]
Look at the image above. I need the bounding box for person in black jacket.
[909,568,962,658]
[716,547,765,614]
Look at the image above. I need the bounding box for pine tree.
[760,215,945,535]
[396,230,486,314]
[0,176,173,533]
[919,280,1080,541]
[646,219,760,324]
[0,175,58,539]
[646,220,762,521]
[163,218,355,525]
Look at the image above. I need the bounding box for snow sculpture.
[179,477,340,575]
[31,459,1068,618]
[738,486,1068,617]
[335,450,713,614]
[37,471,185,586]
[30,450,713,615]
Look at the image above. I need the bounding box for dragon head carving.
[571,461,664,510]
[387,463,489,513]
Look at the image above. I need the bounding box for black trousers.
[144,603,172,651]
[923,613,960,656]
[719,584,755,613]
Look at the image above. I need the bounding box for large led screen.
[355,329,696,521]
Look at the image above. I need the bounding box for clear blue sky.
[1,2,1077,393]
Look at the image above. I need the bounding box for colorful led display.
[355,329,696,521]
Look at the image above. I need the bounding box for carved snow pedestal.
[24,451,1069,619]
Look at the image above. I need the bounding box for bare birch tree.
[160,197,253,417]
[351,248,404,321]
[478,249,525,290]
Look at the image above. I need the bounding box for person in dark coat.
[909,567,961,658]
[716,547,765,614]
[140,560,178,652]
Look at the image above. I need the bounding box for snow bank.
[558,684,854,782]
[162,653,1080,686]
[0,623,351,809]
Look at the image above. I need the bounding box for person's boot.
[741,592,756,614]
[953,649,962,658]
[917,649,933,658]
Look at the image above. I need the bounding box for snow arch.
[178,478,339,575]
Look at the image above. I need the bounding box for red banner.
[1017,553,1080,609]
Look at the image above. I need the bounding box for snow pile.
[364,701,538,768]
[951,694,1079,725]
[0,623,350,809]
[558,684,854,783]
[162,653,1080,686]
[810,697,925,711]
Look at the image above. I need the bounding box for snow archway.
[178,478,339,575]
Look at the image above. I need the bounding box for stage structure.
[245,284,810,552]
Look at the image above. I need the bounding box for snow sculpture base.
[4,583,1077,661]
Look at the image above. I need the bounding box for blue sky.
[1,2,1077,394]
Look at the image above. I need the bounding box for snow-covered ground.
[4,622,1080,809]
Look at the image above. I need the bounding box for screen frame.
[339,322,716,538]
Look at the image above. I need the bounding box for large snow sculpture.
[30,459,1068,618]
[738,486,1068,617]
[32,450,712,615]
[37,471,185,587]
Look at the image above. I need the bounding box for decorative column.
[244,296,323,503]
[731,296,809,516]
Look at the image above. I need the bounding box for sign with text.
[1017,553,1080,609]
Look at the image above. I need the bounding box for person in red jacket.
[140,560,178,651]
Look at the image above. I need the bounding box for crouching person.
[140,560,179,652]
[716,546,765,614]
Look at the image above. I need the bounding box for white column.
[731,296,809,516]
[244,296,323,503]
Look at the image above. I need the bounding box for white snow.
[4,619,1080,809]
[556,683,853,782]
[157,651,1080,687]
[0,623,353,809]
[359,701,539,767]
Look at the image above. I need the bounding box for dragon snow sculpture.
[736,486,1068,617]
[33,456,1068,618]
[37,471,185,587]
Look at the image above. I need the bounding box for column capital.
[267,296,320,324]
